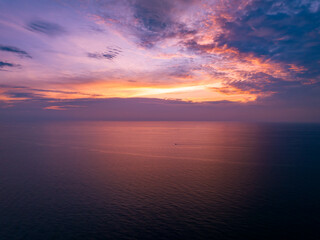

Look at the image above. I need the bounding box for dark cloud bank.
[1,96,319,122]
[215,0,320,79]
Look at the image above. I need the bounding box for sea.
[0,121,320,239]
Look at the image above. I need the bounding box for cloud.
[44,105,81,110]
[214,0,320,79]
[171,0,320,102]
[130,0,198,47]
[0,45,32,58]
[1,96,319,122]
[3,91,43,99]
[0,61,15,68]
[26,20,66,36]
[88,0,198,47]
[0,61,20,70]
[212,72,301,97]
[0,84,102,100]
[87,46,122,60]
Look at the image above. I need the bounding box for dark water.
[0,121,320,240]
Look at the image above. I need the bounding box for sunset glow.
[1,0,319,121]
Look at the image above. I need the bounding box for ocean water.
[0,121,320,240]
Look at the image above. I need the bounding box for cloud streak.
[26,20,66,36]
[0,61,20,70]
[0,45,32,58]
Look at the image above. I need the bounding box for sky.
[0,0,320,122]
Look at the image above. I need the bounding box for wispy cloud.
[87,46,122,60]
[0,45,32,58]
[0,61,20,70]
[0,84,102,101]
[26,20,66,36]
[3,91,43,99]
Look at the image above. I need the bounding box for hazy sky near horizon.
[0,0,320,121]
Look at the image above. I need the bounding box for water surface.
[0,122,320,239]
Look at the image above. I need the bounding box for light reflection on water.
[0,122,320,239]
